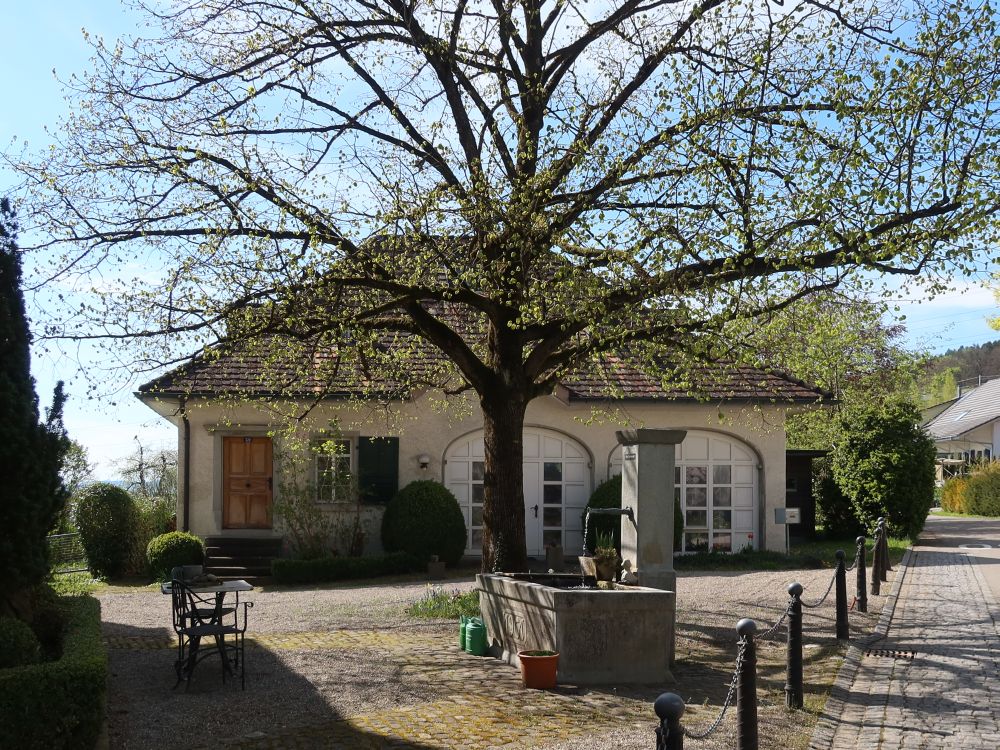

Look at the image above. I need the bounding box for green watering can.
[459,615,469,650]
[464,617,488,656]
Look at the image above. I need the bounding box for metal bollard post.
[881,519,892,573]
[654,693,685,750]
[835,550,849,640]
[870,526,882,597]
[736,618,759,750]
[855,536,868,613]
[877,520,888,582]
[785,583,804,709]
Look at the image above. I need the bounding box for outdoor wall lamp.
[417,454,431,470]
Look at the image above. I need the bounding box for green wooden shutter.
[357,437,399,504]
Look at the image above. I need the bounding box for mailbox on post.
[775,507,801,524]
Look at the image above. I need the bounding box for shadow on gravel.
[104,622,438,750]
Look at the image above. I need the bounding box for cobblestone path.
[825,547,1000,749]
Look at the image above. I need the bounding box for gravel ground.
[100,565,886,750]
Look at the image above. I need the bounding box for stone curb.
[807,547,913,750]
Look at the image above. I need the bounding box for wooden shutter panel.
[357,437,399,504]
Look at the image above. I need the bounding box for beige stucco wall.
[145,392,795,553]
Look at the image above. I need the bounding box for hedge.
[940,476,969,514]
[271,551,421,585]
[0,595,106,749]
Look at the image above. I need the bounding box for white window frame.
[312,437,354,504]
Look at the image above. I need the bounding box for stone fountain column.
[617,429,686,662]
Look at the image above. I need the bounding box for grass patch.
[794,536,909,567]
[48,571,103,596]
[406,586,479,619]
[930,508,993,519]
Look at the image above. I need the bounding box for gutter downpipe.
[180,396,191,532]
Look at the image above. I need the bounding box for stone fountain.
[478,429,686,684]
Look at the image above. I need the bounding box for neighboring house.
[137,351,828,557]
[923,377,1000,477]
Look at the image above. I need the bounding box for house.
[136,349,828,559]
[923,377,1000,477]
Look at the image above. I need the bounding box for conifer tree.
[0,199,69,618]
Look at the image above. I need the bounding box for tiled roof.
[137,341,828,404]
[560,356,828,402]
[925,378,1000,440]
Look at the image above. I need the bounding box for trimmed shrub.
[832,399,936,541]
[583,474,683,553]
[146,531,205,581]
[0,616,41,668]
[0,595,106,749]
[940,476,970,514]
[813,456,861,536]
[271,551,421,585]
[381,480,466,566]
[963,463,1000,516]
[75,483,136,578]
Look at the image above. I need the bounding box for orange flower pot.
[518,650,559,689]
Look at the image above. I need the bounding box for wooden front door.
[223,436,273,529]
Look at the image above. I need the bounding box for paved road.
[824,514,1000,749]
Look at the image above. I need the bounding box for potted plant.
[518,649,559,689]
[593,531,619,582]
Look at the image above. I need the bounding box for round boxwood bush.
[146,531,205,581]
[583,474,683,553]
[75,482,136,579]
[0,616,41,668]
[381,480,466,566]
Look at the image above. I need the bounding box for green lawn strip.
[930,509,994,519]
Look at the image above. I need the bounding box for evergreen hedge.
[75,483,136,579]
[0,595,106,749]
[271,551,421,584]
[832,399,936,541]
[962,463,1000,516]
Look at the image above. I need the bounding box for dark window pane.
[543,484,562,505]
[543,462,562,481]
[686,487,707,507]
[472,461,485,481]
[686,533,709,552]
[713,465,732,484]
[472,484,484,503]
[674,465,681,483]
[713,510,732,529]
[713,487,732,507]
[543,507,562,527]
[685,510,707,528]
[712,534,732,552]
[543,530,562,548]
[471,507,483,526]
[686,466,707,485]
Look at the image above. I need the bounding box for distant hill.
[923,339,1000,401]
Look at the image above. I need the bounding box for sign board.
[774,507,802,525]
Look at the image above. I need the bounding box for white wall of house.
[147,391,794,553]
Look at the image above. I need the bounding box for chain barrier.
[801,563,839,609]
[755,600,793,642]
[683,637,747,739]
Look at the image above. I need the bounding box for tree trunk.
[480,394,529,573]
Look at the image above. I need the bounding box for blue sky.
[2,2,999,477]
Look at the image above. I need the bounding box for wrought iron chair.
[170,566,236,627]
[170,580,253,690]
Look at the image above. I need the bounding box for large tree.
[0,199,68,617]
[11,0,1000,571]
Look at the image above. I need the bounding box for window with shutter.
[357,437,399,504]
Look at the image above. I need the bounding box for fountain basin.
[477,573,675,685]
